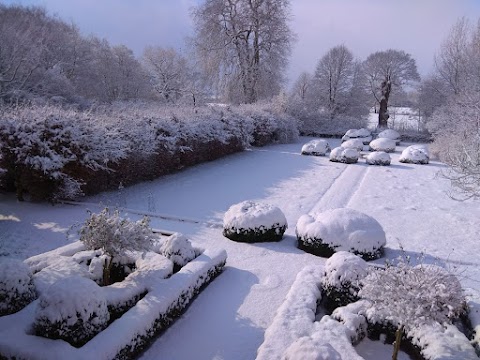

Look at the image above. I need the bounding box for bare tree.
[192,0,294,104]
[291,71,312,102]
[313,45,354,118]
[363,49,420,128]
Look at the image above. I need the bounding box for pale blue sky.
[3,0,480,85]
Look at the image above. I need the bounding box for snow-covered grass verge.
[0,241,227,360]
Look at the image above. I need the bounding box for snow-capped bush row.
[0,240,227,359]
[258,257,477,360]
[0,102,298,201]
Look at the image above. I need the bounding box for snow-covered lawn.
[1,137,479,359]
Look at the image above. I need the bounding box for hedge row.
[0,102,298,201]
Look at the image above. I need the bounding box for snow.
[223,200,288,231]
[377,129,401,144]
[368,138,396,152]
[296,208,386,256]
[323,251,369,289]
[399,145,430,164]
[341,139,364,151]
[342,129,372,145]
[365,151,391,166]
[1,137,480,359]
[301,139,330,156]
[160,233,196,267]
[330,147,359,163]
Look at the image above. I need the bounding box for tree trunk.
[378,78,391,128]
[392,325,404,360]
[103,257,113,286]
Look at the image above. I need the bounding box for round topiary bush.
[366,151,391,166]
[160,233,196,271]
[369,138,396,153]
[322,251,369,310]
[342,128,372,145]
[377,129,401,145]
[0,258,36,315]
[295,208,386,260]
[33,276,110,347]
[399,145,429,164]
[329,147,359,164]
[301,139,330,156]
[341,139,364,152]
[223,201,287,243]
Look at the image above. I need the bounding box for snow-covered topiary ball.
[33,276,110,347]
[365,151,391,166]
[341,139,364,151]
[160,233,196,269]
[301,139,330,156]
[223,201,287,243]
[342,128,372,145]
[296,208,386,260]
[0,258,36,315]
[329,147,359,164]
[282,337,341,360]
[322,251,369,309]
[399,145,430,164]
[377,129,401,145]
[368,138,396,153]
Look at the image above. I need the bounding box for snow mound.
[329,147,359,164]
[340,139,364,151]
[301,139,331,156]
[322,252,370,309]
[223,200,287,243]
[160,233,196,268]
[283,338,342,360]
[342,128,372,145]
[296,208,386,260]
[377,129,401,144]
[368,138,396,153]
[0,258,36,315]
[34,276,109,347]
[365,151,391,166]
[399,145,429,164]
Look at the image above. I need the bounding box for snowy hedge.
[399,145,430,164]
[342,128,372,145]
[223,201,288,243]
[0,238,227,359]
[365,151,391,166]
[340,139,364,152]
[377,129,401,145]
[296,208,386,260]
[0,258,36,315]
[301,139,330,156]
[329,147,359,164]
[0,102,298,201]
[368,138,396,153]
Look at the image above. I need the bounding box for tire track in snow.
[308,163,370,214]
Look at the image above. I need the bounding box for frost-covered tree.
[363,49,420,128]
[313,45,355,118]
[192,0,294,103]
[291,72,312,102]
[359,257,465,360]
[79,209,156,285]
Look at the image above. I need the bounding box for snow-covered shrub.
[0,258,36,315]
[368,138,396,153]
[282,338,342,360]
[33,276,110,347]
[223,201,287,243]
[399,145,429,164]
[366,151,391,166]
[301,139,330,156]
[329,147,359,164]
[341,139,364,151]
[79,208,156,285]
[160,233,196,270]
[322,252,369,310]
[296,208,386,260]
[377,129,401,145]
[0,106,128,201]
[342,128,372,145]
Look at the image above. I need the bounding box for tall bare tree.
[192,0,294,104]
[363,49,420,128]
[313,45,354,118]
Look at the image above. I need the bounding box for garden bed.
[0,240,227,360]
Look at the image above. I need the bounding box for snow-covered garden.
[1,136,479,359]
